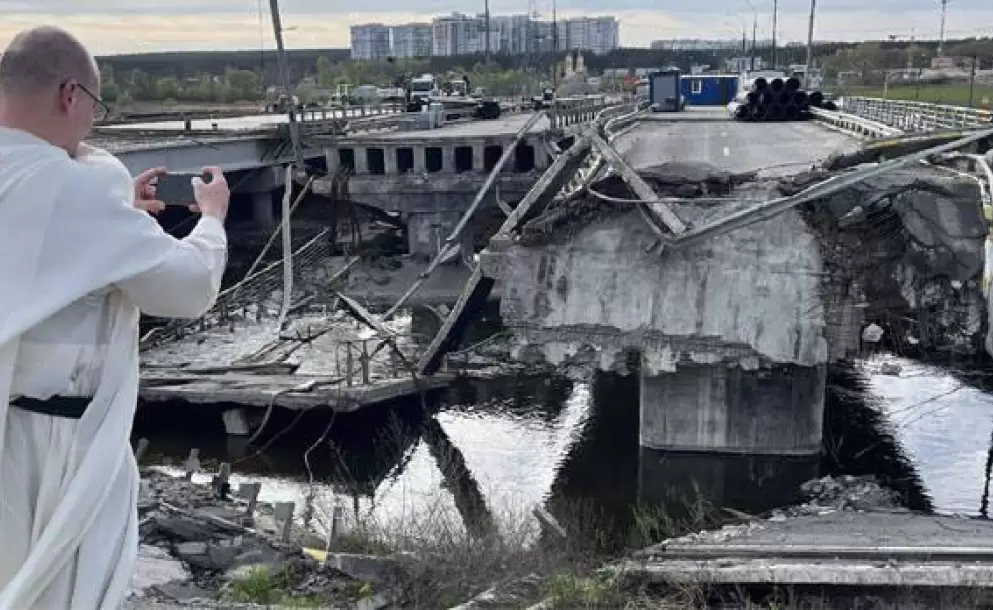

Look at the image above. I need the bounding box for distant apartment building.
[350,23,390,60]
[391,23,432,58]
[565,17,619,55]
[490,14,533,56]
[348,13,619,60]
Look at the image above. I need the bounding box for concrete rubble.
[793,163,988,355]
[127,470,403,609]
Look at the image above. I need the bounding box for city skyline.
[0,2,990,55]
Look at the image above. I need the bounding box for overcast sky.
[0,0,989,55]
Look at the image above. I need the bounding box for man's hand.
[192,167,230,221]
[134,167,167,215]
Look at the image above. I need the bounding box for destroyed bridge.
[138,93,993,512]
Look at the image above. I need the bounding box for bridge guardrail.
[841,96,993,132]
[809,107,904,140]
[549,95,628,129]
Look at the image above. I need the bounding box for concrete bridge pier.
[237,165,285,230]
[638,362,826,513]
[250,191,275,229]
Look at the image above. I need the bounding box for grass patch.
[840,83,993,107]
[222,565,324,608]
[303,478,729,608]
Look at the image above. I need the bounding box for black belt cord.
[9,396,90,419]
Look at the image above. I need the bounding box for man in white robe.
[0,26,231,609]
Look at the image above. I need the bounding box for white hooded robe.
[0,126,227,609]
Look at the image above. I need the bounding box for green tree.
[316,56,335,87]
[155,76,179,100]
[99,62,115,85]
[128,68,154,100]
[226,69,260,100]
[100,82,119,102]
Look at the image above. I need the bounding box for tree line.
[96,37,991,105]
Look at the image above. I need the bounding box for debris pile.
[518,162,759,247]
[129,470,398,608]
[772,475,904,519]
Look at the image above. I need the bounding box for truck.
[531,87,555,110]
[408,74,438,106]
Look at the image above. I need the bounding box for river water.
[133,351,993,545]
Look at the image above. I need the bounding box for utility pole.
[968,53,978,107]
[751,15,757,71]
[484,0,491,62]
[938,0,949,56]
[743,0,757,71]
[268,0,300,330]
[803,0,817,88]
[552,0,559,88]
[268,0,303,171]
[771,0,778,69]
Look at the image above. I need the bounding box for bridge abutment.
[484,178,861,513]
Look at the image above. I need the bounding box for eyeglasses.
[62,81,111,122]
[77,83,111,122]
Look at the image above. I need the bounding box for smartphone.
[154,171,212,206]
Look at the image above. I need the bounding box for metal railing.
[331,334,427,386]
[549,95,626,129]
[809,107,904,140]
[841,97,993,132]
[139,228,332,349]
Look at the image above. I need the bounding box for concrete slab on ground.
[620,511,993,588]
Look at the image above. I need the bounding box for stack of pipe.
[727,76,834,122]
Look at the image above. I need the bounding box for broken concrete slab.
[325,552,405,587]
[128,545,191,599]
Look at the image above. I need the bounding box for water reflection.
[134,373,596,539]
[859,354,993,516]
[133,353,993,548]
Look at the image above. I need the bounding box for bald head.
[0,26,98,96]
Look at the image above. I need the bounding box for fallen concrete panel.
[140,371,453,411]
[617,511,993,590]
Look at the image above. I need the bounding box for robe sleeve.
[116,216,228,319]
